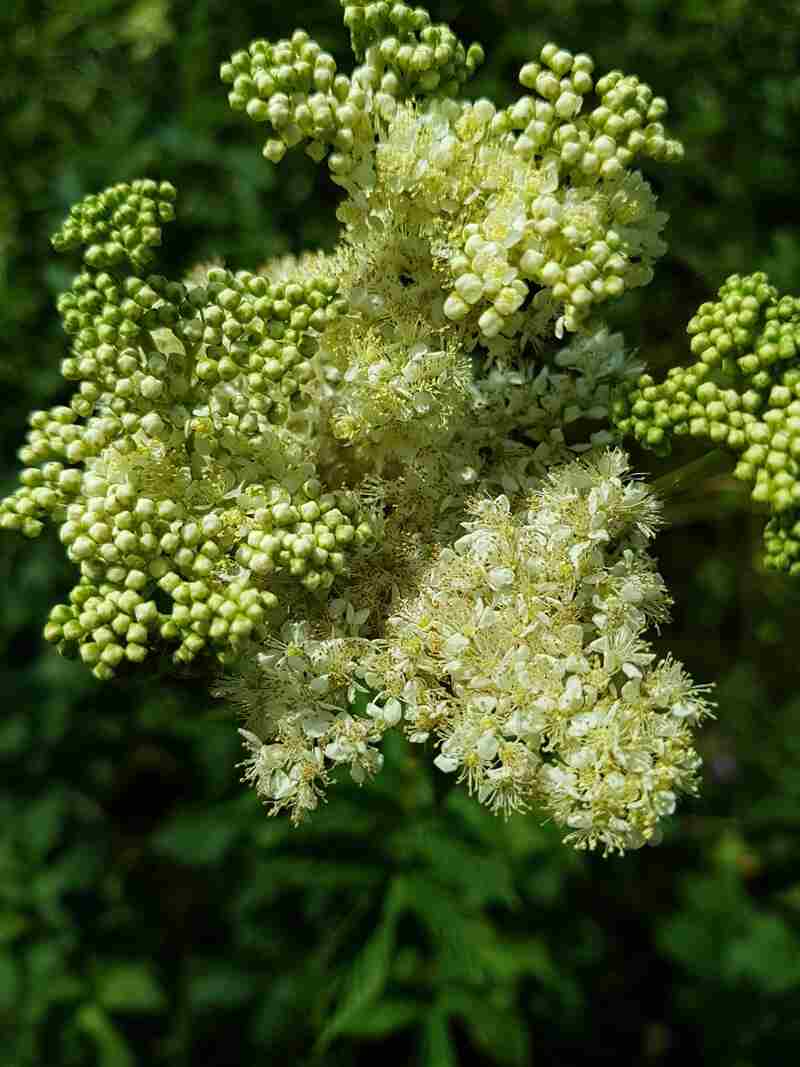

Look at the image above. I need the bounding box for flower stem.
[651,449,732,498]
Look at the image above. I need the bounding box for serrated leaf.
[397,873,482,981]
[315,879,403,1050]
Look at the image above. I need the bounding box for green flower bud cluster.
[0,458,79,538]
[157,574,277,666]
[516,51,682,172]
[439,36,681,338]
[354,46,677,347]
[612,273,800,571]
[44,581,167,681]
[221,29,367,170]
[442,167,668,340]
[58,485,197,586]
[181,265,343,429]
[44,572,277,681]
[1,177,381,679]
[235,480,377,592]
[23,452,378,679]
[763,512,800,577]
[51,179,176,270]
[341,1,484,101]
[49,255,342,461]
[222,5,481,176]
[57,271,186,405]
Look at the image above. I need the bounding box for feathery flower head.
[3,2,716,854]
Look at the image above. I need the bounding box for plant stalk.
[650,449,732,498]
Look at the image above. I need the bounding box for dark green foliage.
[2,2,800,1064]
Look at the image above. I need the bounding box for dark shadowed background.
[2,1,800,1064]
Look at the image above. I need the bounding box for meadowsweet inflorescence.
[360,451,710,854]
[3,1,729,853]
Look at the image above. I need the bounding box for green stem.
[650,449,732,498]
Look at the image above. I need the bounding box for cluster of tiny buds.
[181,266,344,429]
[13,459,378,677]
[57,271,185,407]
[443,215,635,339]
[221,30,364,168]
[515,47,681,172]
[612,272,800,570]
[51,180,176,271]
[234,480,377,593]
[341,0,484,100]
[54,258,344,428]
[442,186,667,344]
[428,40,681,340]
[763,511,800,576]
[1,164,385,679]
[224,10,682,346]
[222,2,483,174]
[44,571,276,681]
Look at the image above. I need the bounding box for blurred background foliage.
[1,1,800,1063]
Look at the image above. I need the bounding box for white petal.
[382,698,403,727]
[476,731,499,761]
[434,753,460,773]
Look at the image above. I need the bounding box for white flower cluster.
[361,452,711,855]
[221,620,396,823]
[3,2,715,851]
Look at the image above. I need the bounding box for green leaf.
[315,879,403,1050]
[316,919,394,1047]
[390,821,517,908]
[249,857,384,891]
[76,1004,135,1067]
[0,913,28,943]
[327,997,422,1039]
[31,847,100,924]
[95,962,166,1014]
[726,914,800,994]
[0,955,19,1012]
[420,1010,456,1067]
[188,961,253,1010]
[22,789,68,859]
[397,873,483,981]
[464,997,531,1066]
[151,806,241,865]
